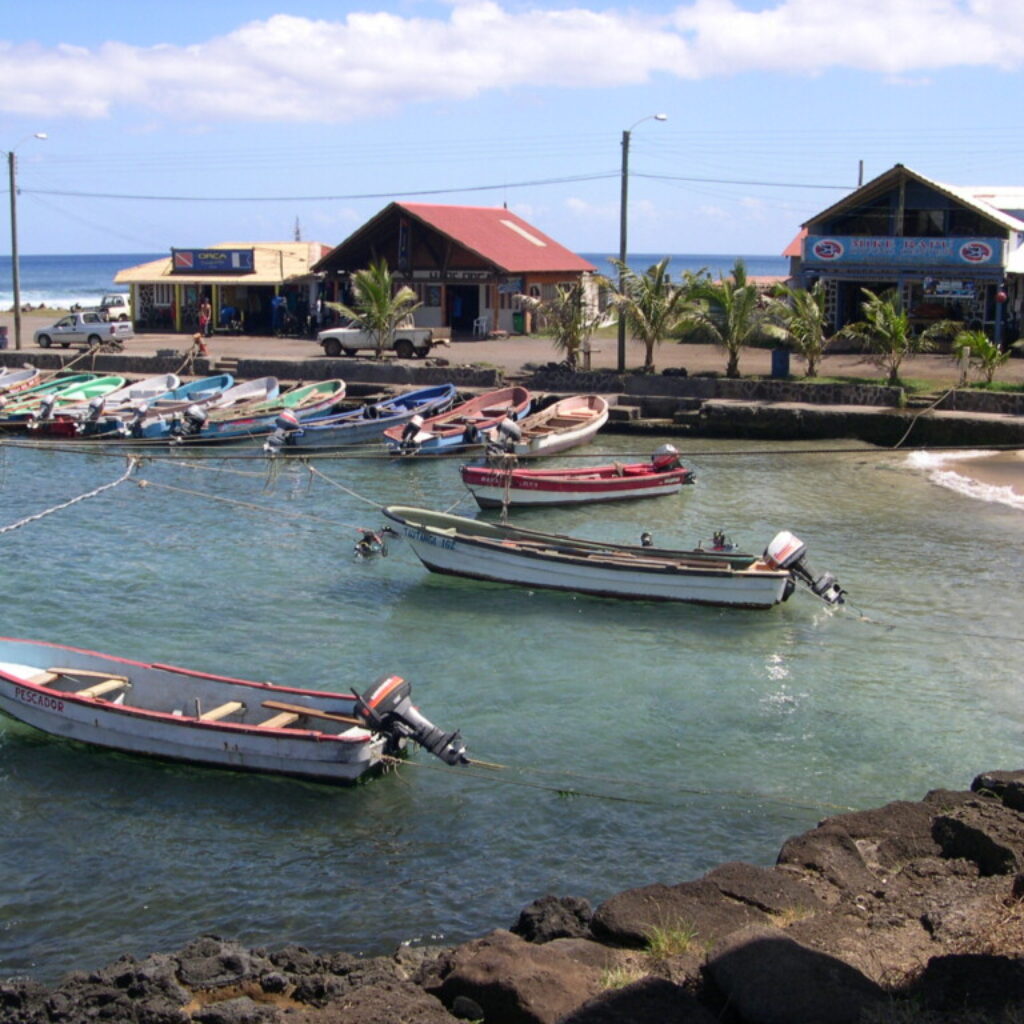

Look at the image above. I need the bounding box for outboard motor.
[354,675,468,766]
[399,414,425,454]
[264,410,303,453]
[486,416,522,455]
[170,403,208,439]
[85,396,106,422]
[127,403,151,438]
[651,443,682,471]
[764,531,846,605]
[38,394,57,421]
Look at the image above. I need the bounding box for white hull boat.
[0,637,468,784]
[490,394,609,457]
[382,506,846,609]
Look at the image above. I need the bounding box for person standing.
[199,296,212,338]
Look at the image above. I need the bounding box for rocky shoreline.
[5,769,1024,1023]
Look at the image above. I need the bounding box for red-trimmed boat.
[461,444,695,509]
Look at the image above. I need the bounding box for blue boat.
[266,383,458,453]
[118,375,237,439]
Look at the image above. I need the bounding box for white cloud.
[0,1,1018,122]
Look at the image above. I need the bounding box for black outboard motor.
[169,403,208,440]
[355,675,468,766]
[764,531,846,605]
[264,410,303,453]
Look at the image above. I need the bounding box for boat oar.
[260,699,365,728]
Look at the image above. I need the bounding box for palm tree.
[838,288,933,386]
[517,279,604,369]
[952,328,1011,384]
[606,257,690,373]
[334,260,421,360]
[680,259,765,379]
[766,280,832,378]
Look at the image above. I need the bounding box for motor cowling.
[764,530,845,605]
[170,404,208,438]
[264,411,303,452]
[651,443,681,471]
[86,397,106,422]
[355,675,468,766]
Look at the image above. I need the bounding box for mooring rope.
[0,457,139,535]
[891,386,958,449]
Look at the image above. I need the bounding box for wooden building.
[313,202,597,337]
[789,165,1023,345]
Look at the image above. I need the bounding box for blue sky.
[2,0,1021,256]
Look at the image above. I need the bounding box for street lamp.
[7,132,47,351]
[617,114,667,373]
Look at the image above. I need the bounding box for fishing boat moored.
[0,637,469,784]
[381,504,846,609]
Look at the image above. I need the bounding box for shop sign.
[804,236,1004,267]
[172,248,256,274]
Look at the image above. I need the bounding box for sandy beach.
[944,450,1024,495]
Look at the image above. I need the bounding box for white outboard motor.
[764,530,845,604]
[354,675,468,766]
[651,443,681,470]
[264,410,303,453]
[399,413,425,453]
[126,403,151,437]
[38,394,58,421]
[85,396,106,422]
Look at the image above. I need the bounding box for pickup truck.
[34,312,135,350]
[316,322,449,359]
[98,293,132,321]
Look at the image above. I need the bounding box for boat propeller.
[354,675,468,766]
[764,531,846,605]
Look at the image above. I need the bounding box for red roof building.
[314,202,596,336]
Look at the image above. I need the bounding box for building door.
[447,285,480,332]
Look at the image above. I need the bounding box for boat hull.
[382,506,791,608]
[461,460,693,508]
[0,638,391,784]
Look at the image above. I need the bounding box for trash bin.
[770,347,790,379]
[512,311,525,334]
[0,325,7,349]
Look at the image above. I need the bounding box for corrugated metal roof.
[398,203,596,274]
[115,242,331,285]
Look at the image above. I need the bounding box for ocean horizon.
[0,251,790,311]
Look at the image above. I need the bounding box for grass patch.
[644,920,700,957]
[600,964,649,990]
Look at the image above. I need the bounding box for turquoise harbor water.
[1,435,1022,983]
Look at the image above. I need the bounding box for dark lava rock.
[556,977,716,1024]
[972,769,1024,812]
[590,879,768,949]
[425,928,603,1024]
[513,894,593,943]
[704,925,886,1024]
[908,953,1024,1012]
[703,861,823,916]
[932,798,1024,875]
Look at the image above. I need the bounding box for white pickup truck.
[316,321,449,360]
[98,293,132,321]
[34,312,135,350]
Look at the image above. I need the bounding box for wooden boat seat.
[76,678,130,699]
[199,700,246,722]
[257,711,301,729]
[27,671,61,686]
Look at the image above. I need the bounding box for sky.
[1,0,1022,257]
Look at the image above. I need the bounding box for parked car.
[98,293,132,321]
[34,312,135,350]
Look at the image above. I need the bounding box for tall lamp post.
[617,113,667,373]
[7,132,47,351]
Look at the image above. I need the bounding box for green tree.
[517,279,604,369]
[766,280,832,378]
[838,288,933,386]
[606,257,690,373]
[680,259,764,379]
[952,327,1010,384]
[335,260,421,360]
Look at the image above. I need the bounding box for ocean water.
[0,434,1022,984]
[0,252,788,312]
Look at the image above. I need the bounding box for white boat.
[489,394,609,457]
[0,367,42,394]
[382,505,846,609]
[462,445,693,508]
[0,637,468,784]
